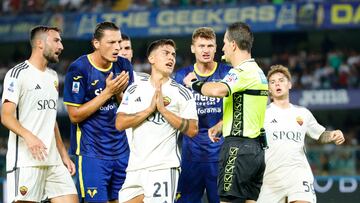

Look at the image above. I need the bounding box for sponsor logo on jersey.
[73,76,83,80]
[100,103,117,111]
[296,116,304,126]
[91,80,99,86]
[35,84,41,90]
[147,112,166,125]
[7,81,15,92]
[272,131,302,142]
[72,82,80,93]
[86,187,98,198]
[19,186,28,196]
[37,99,57,110]
[95,88,103,95]
[163,96,171,106]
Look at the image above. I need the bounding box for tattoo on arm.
[179,118,189,133]
[319,131,332,143]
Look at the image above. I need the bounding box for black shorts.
[218,136,265,202]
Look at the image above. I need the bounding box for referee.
[186,22,268,203]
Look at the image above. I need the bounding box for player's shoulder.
[6,61,30,80]
[135,71,150,81]
[217,62,232,71]
[291,104,312,115]
[169,79,193,101]
[175,65,194,76]
[115,56,132,69]
[68,55,89,72]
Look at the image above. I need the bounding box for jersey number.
[303,181,315,194]
[153,181,168,197]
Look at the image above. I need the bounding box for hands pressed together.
[105,71,129,96]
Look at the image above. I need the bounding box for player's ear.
[148,54,154,64]
[93,39,100,50]
[191,44,195,54]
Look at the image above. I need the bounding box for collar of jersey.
[193,62,217,77]
[87,55,113,72]
[235,58,255,70]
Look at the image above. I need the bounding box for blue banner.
[0,2,359,41]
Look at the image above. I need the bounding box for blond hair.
[267,64,291,81]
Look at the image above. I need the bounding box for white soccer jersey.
[2,61,62,170]
[117,78,198,171]
[263,103,325,186]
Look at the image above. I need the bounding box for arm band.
[191,80,205,93]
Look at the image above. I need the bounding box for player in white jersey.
[257,65,345,203]
[1,26,78,203]
[115,39,198,203]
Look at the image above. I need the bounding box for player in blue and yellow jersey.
[174,27,231,203]
[63,22,134,203]
[185,22,268,203]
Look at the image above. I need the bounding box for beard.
[43,48,59,63]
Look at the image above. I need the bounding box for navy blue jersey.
[173,62,231,162]
[63,55,134,160]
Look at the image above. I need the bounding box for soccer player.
[115,39,199,203]
[185,22,268,203]
[118,33,149,83]
[1,26,78,203]
[119,33,133,63]
[173,27,231,203]
[63,22,134,203]
[257,65,345,203]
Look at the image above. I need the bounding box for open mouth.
[165,62,173,68]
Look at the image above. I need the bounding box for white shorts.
[257,168,316,203]
[118,167,179,203]
[6,165,77,202]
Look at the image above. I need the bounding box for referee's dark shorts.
[218,136,265,203]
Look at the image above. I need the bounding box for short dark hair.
[146,39,176,57]
[30,25,61,47]
[93,21,119,41]
[121,33,131,41]
[226,22,253,53]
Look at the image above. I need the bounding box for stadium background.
[0,0,359,202]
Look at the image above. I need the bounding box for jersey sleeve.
[221,68,246,95]
[179,88,198,120]
[305,108,326,140]
[1,69,22,105]
[63,63,87,106]
[117,84,136,114]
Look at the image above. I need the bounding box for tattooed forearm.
[179,118,189,133]
[319,131,332,143]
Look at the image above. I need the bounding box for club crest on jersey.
[19,186,28,196]
[72,82,80,93]
[224,72,238,85]
[54,80,59,91]
[296,116,303,126]
[87,188,98,198]
[163,96,171,106]
[7,81,15,93]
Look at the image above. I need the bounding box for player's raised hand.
[331,129,345,145]
[183,72,197,88]
[115,71,130,93]
[25,133,48,161]
[105,71,129,95]
[155,83,165,112]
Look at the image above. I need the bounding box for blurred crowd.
[1,0,358,15]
